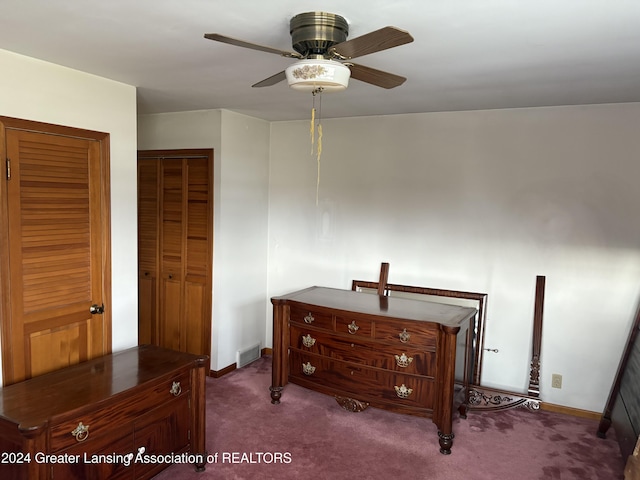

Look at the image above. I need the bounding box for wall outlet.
[552,373,563,389]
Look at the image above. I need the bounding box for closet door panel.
[184,158,211,356]
[160,160,184,280]
[137,161,158,345]
[159,159,184,352]
[186,158,210,279]
[160,278,182,352]
[185,281,206,356]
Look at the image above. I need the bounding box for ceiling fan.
[204,12,414,92]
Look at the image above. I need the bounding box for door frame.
[0,116,112,384]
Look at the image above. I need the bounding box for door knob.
[90,304,105,314]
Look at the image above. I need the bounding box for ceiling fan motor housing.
[290,12,349,57]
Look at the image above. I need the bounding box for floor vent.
[237,343,261,368]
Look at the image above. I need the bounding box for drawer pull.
[302,362,316,376]
[347,320,360,335]
[302,334,316,348]
[170,381,182,396]
[304,313,315,324]
[395,353,413,368]
[394,384,414,399]
[71,422,90,442]
[398,328,411,343]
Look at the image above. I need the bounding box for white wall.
[267,103,640,412]
[0,49,139,376]
[137,109,270,371]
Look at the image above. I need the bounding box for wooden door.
[0,117,111,385]
[137,150,212,358]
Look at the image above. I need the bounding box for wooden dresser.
[598,304,640,461]
[0,345,207,480]
[270,286,477,454]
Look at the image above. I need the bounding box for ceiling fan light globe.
[285,59,350,92]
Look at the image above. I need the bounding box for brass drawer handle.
[302,334,316,348]
[170,381,182,396]
[398,328,410,343]
[71,422,90,442]
[394,353,413,368]
[347,320,360,335]
[394,384,413,399]
[302,362,316,376]
[304,313,315,324]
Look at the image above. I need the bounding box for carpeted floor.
[153,356,624,480]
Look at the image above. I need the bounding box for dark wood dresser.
[598,304,640,460]
[270,286,477,454]
[0,345,207,480]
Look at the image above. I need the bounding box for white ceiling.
[1,0,639,121]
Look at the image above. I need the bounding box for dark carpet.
[153,356,624,480]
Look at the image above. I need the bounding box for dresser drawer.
[49,369,191,452]
[290,306,334,331]
[335,314,372,337]
[374,320,437,348]
[290,351,435,410]
[290,326,436,376]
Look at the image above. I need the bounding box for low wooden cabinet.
[0,345,207,480]
[270,286,477,454]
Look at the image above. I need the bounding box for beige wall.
[0,49,138,383]
[268,103,640,412]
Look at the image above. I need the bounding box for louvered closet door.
[2,127,109,384]
[137,150,212,358]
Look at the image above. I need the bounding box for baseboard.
[540,402,601,420]
[209,362,236,378]
[209,348,273,378]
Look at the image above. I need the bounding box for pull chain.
[311,87,323,205]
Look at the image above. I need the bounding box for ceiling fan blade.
[329,26,413,60]
[204,33,302,59]
[348,63,407,89]
[252,71,287,88]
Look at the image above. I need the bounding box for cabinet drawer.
[290,351,434,410]
[335,315,372,337]
[52,429,134,480]
[290,326,436,376]
[49,370,191,452]
[290,307,333,331]
[374,320,437,348]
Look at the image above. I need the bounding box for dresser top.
[0,345,207,432]
[272,286,477,327]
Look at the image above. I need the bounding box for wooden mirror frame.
[352,274,543,412]
[351,280,488,386]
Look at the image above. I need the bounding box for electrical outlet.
[552,374,563,389]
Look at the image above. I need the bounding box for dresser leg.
[596,416,611,438]
[438,431,455,455]
[270,386,283,404]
